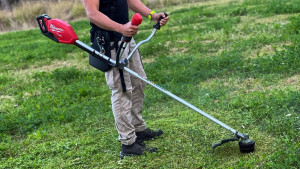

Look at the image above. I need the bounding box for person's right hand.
[120,22,139,37]
[152,13,169,26]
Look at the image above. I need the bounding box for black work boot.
[136,128,163,142]
[119,140,158,159]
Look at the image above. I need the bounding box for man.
[82,0,169,158]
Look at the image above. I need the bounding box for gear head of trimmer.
[213,133,255,153]
[238,134,255,153]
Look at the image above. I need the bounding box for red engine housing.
[37,14,78,44]
[45,19,78,44]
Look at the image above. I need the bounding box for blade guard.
[37,14,78,44]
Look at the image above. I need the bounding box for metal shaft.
[74,39,243,137]
[74,40,116,65]
[127,29,157,60]
[124,67,239,135]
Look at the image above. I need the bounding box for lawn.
[0,0,299,168]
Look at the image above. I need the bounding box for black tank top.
[90,0,129,41]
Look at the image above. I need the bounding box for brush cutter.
[36,13,255,153]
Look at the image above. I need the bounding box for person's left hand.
[152,13,169,26]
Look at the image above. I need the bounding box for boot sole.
[119,147,158,159]
[119,152,142,159]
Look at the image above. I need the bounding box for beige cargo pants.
[105,39,147,145]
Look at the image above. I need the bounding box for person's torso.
[100,0,129,25]
[91,0,129,41]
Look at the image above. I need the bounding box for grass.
[0,0,300,168]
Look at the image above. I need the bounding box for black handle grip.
[153,12,168,30]
[36,14,59,43]
[121,36,132,43]
[37,14,51,33]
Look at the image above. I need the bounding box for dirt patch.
[142,58,155,63]
[0,95,15,101]
[170,47,189,54]
[10,60,72,77]
[9,58,91,78]
[285,74,300,86]
[255,13,297,24]
[237,74,300,94]
[164,41,171,47]
[204,75,300,98]
[36,61,72,72]
[247,45,275,58]
[246,42,292,59]
[201,39,216,44]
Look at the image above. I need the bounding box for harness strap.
[92,0,127,92]
[115,41,127,92]
[119,69,127,93]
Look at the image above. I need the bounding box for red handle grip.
[131,13,142,26]
[121,13,143,42]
